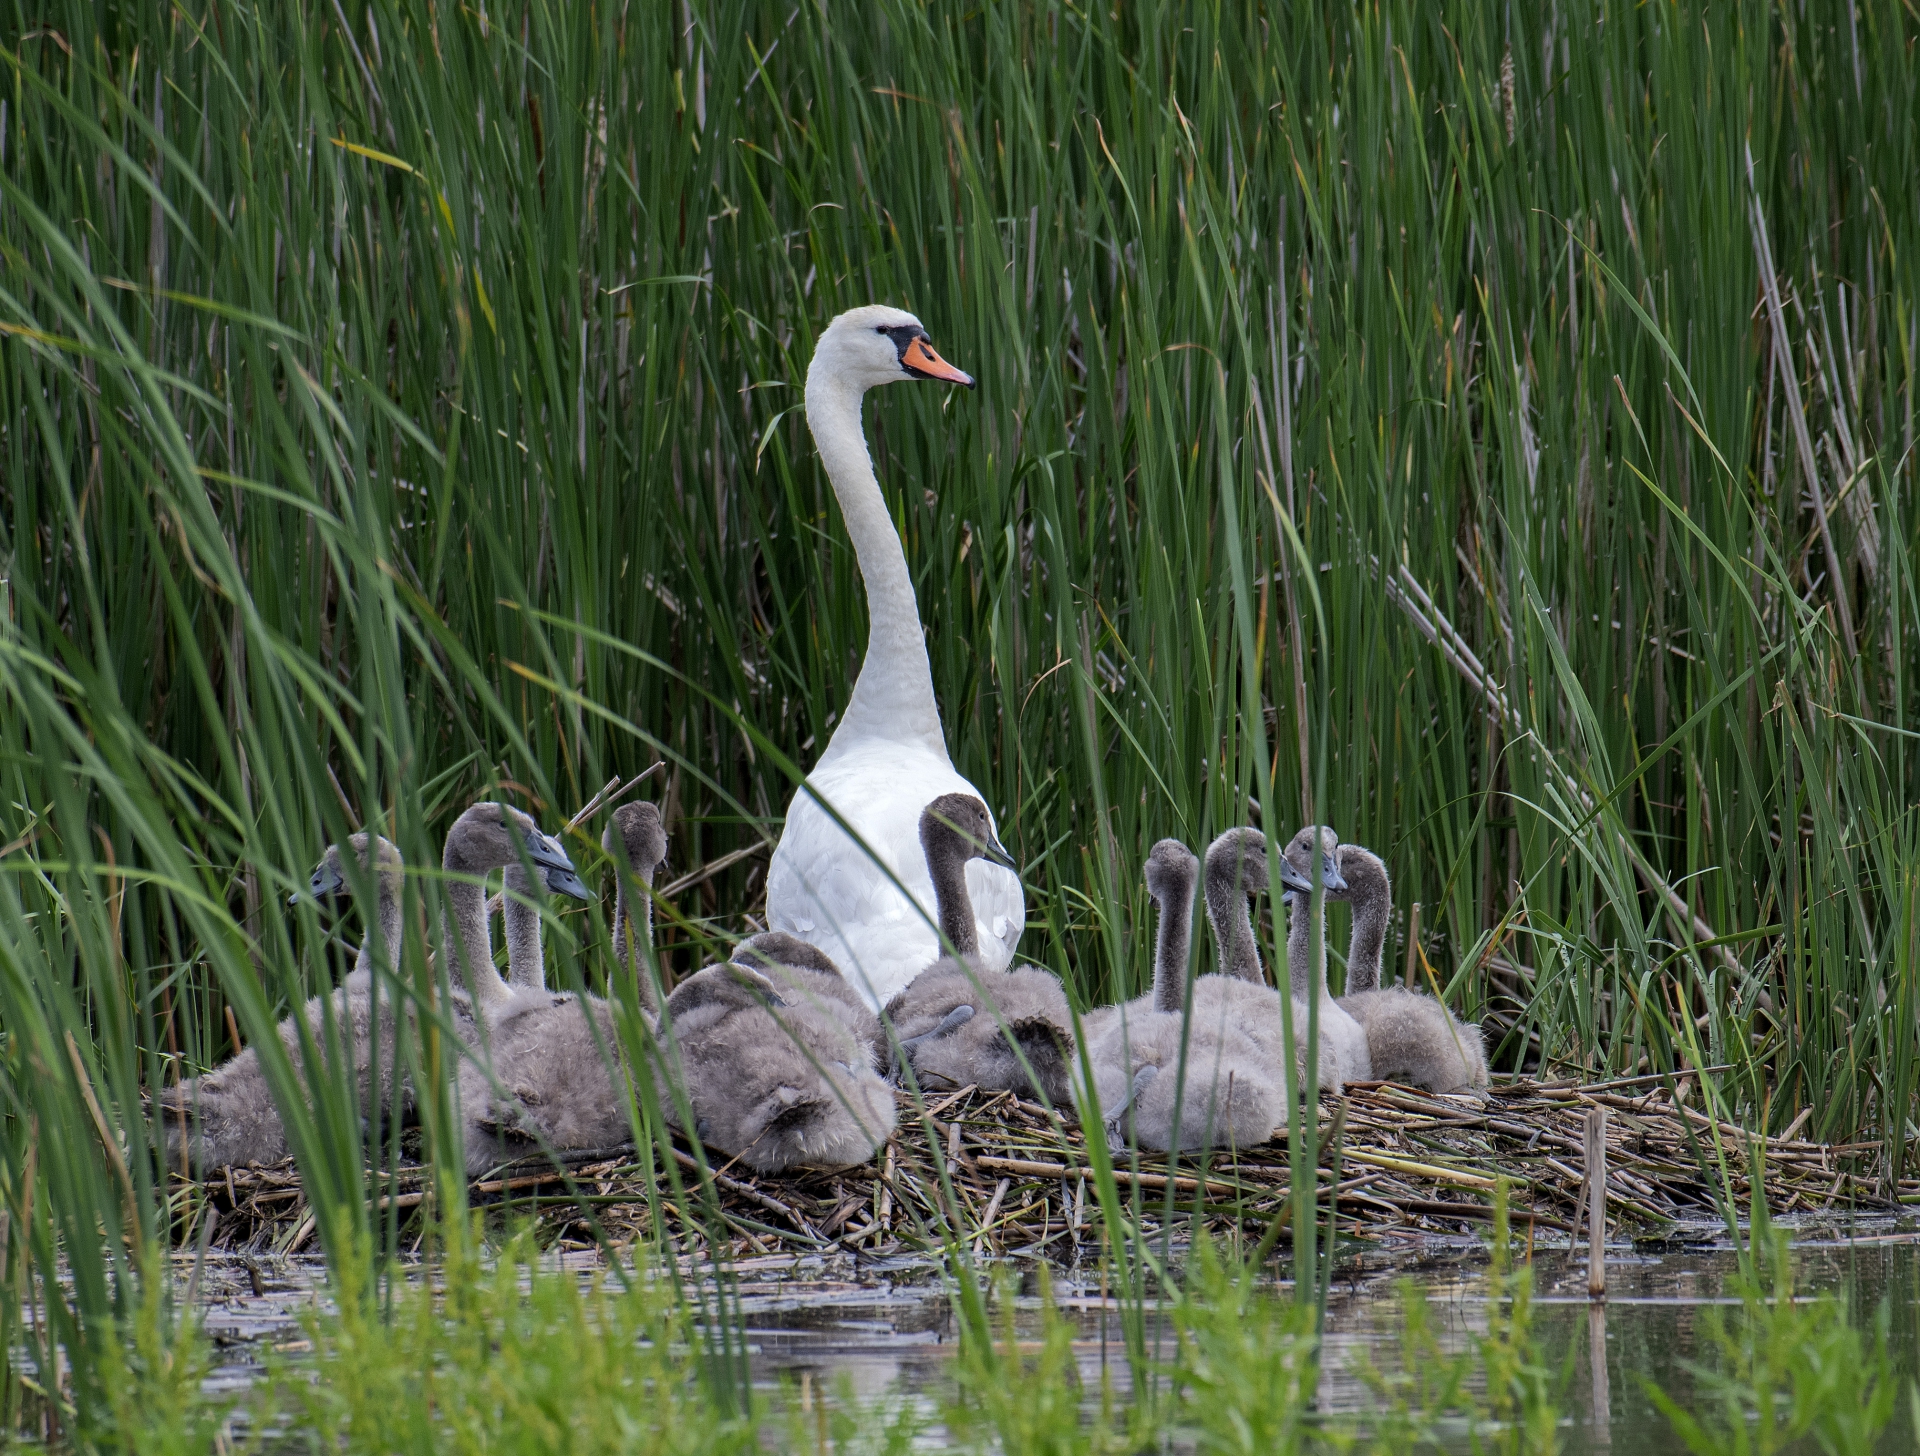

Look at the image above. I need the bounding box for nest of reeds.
[184,1074,1889,1261]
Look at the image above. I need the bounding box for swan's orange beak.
[902,336,976,388]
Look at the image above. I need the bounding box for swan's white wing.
[769,792,934,1008]
[767,745,1026,1009]
[963,856,1023,968]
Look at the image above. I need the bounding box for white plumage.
[769,745,1023,1008]
[767,304,1025,1009]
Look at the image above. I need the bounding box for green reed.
[2,0,1916,1436]
[1646,1229,1905,1456]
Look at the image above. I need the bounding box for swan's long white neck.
[805,368,949,764]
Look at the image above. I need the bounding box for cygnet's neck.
[1341,849,1392,993]
[440,885,501,1003]
[353,878,405,979]
[1205,864,1266,984]
[441,837,512,1010]
[1150,871,1196,1015]
[924,832,979,957]
[501,865,545,991]
[612,855,659,1012]
[1285,891,1336,1002]
[804,368,948,764]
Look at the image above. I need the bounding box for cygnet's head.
[1143,838,1199,903]
[919,793,1018,872]
[445,801,576,876]
[603,801,669,884]
[1205,826,1274,900]
[1279,824,1348,903]
[1332,841,1390,904]
[808,305,976,394]
[733,931,842,978]
[295,832,403,906]
[665,962,787,1020]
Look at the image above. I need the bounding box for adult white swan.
[766,305,1024,1009]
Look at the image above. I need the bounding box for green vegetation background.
[2,0,1917,1438]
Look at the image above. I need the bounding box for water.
[731,1218,1920,1449]
[156,1216,1920,1448]
[1320,1219,1920,1451]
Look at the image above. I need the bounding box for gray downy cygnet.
[657,953,896,1176]
[1272,825,1373,1089]
[1282,827,1488,1097]
[159,834,408,1171]
[732,931,886,1073]
[882,794,1075,1106]
[1083,839,1285,1152]
[460,802,669,1175]
[1202,827,1345,1099]
[606,800,671,1016]
[440,801,584,1029]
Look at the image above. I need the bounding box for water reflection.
[173,1217,1920,1448]
[1316,1219,1920,1452]
[1586,1304,1611,1446]
[747,1220,1920,1449]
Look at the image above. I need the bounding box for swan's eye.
[875,326,888,335]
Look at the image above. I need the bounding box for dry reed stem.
[189,1075,1886,1262]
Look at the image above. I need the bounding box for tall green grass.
[1646,1230,1905,1456]
[2,0,1917,1436]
